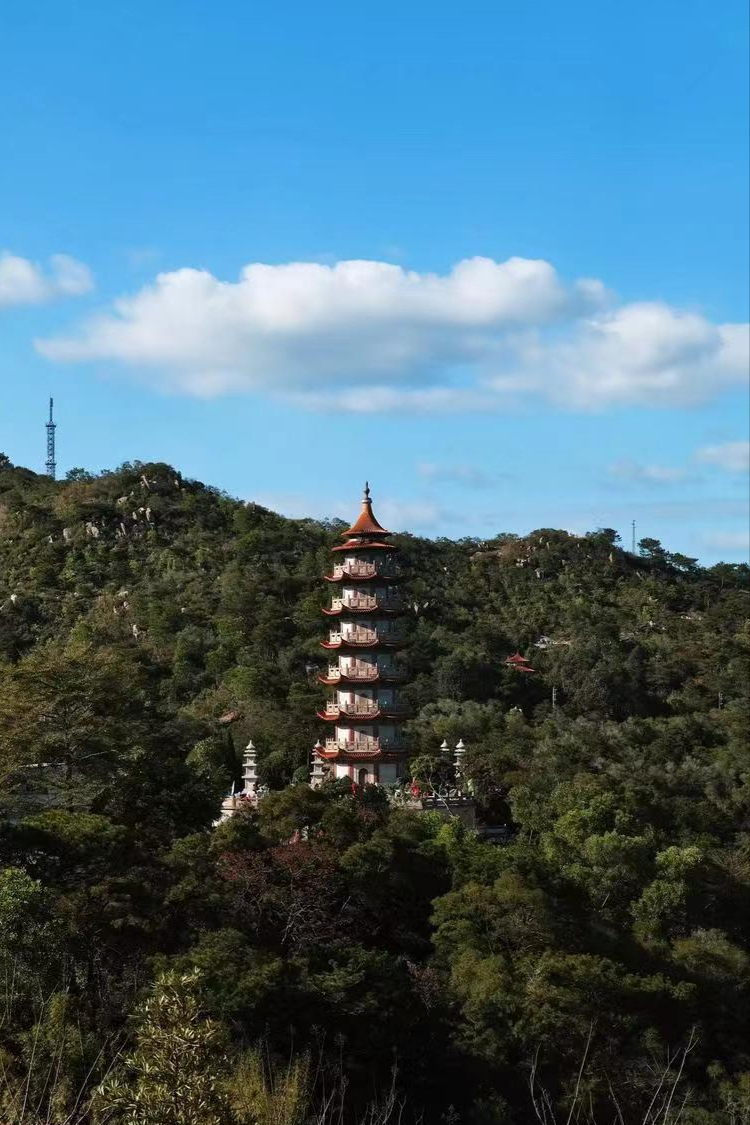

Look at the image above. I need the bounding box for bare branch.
[565,1021,595,1125]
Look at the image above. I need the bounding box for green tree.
[0,639,147,806]
[91,970,237,1125]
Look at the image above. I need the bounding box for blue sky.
[1,0,748,561]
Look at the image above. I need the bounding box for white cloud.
[287,385,500,415]
[607,458,689,485]
[417,462,495,487]
[0,251,93,308]
[252,491,447,532]
[37,256,578,391]
[607,441,750,487]
[695,441,750,474]
[699,530,749,555]
[376,498,448,531]
[125,246,162,270]
[488,303,748,410]
[35,255,748,412]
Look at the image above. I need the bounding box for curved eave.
[321,605,401,617]
[317,672,406,686]
[323,572,402,584]
[319,749,408,762]
[318,709,382,722]
[319,710,409,723]
[320,639,405,650]
[341,517,391,539]
[319,673,373,686]
[331,540,398,553]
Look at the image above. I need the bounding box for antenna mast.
[631,519,636,555]
[45,398,56,479]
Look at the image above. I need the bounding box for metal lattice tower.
[45,397,56,479]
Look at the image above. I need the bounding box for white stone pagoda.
[217,739,261,822]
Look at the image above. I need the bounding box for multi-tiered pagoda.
[313,485,408,787]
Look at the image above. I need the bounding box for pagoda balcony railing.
[326,663,379,681]
[324,663,406,681]
[325,700,379,717]
[331,562,400,580]
[325,736,406,754]
[325,700,409,717]
[343,629,377,644]
[330,627,405,646]
[330,594,401,611]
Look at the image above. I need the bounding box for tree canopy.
[0,457,747,1123]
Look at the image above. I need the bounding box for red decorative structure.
[312,484,409,786]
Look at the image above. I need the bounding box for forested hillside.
[0,455,748,1125]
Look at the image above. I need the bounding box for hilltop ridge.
[1,454,747,790]
[0,455,748,1121]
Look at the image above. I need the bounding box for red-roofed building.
[312,484,409,788]
[505,652,537,672]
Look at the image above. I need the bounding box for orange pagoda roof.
[341,483,391,539]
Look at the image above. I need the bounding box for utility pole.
[552,685,558,710]
[631,520,636,555]
[45,398,56,479]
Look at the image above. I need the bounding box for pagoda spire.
[315,485,409,787]
[342,481,390,540]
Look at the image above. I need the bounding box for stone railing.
[326,663,379,681]
[324,737,405,754]
[331,562,400,580]
[340,627,405,645]
[341,627,377,643]
[325,663,405,681]
[331,593,401,611]
[325,700,379,717]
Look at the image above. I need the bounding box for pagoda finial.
[340,481,390,538]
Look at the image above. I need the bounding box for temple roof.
[332,539,397,552]
[342,483,391,539]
